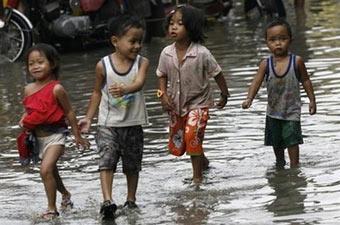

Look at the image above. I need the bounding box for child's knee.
[40,166,54,179]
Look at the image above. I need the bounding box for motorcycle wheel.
[0,9,33,62]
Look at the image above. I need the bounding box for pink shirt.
[156,42,222,116]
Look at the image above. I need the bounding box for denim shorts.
[96,125,143,174]
[265,116,303,149]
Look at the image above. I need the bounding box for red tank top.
[23,80,66,130]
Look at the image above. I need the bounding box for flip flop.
[41,210,59,220]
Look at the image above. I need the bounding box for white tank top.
[98,54,148,127]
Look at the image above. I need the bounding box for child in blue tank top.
[242,19,316,168]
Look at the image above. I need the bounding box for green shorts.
[265,116,303,148]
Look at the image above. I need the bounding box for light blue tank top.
[98,54,148,127]
[265,54,301,121]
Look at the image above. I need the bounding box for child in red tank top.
[19,43,89,219]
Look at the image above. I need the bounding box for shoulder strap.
[137,55,142,69]
[292,54,301,82]
[101,56,108,85]
[265,57,270,82]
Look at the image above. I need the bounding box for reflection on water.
[1,0,340,224]
[266,168,307,218]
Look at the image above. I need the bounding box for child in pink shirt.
[156,5,230,184]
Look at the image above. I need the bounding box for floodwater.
[1,0,340,224]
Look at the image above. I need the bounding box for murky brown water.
[1,0,340,224]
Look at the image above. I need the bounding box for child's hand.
[109,83,125,98]
[78,118,91,133]
[19,118,24,128]
[19,113,27,128]
[160,94,175,112]
[216,97,227,109]
[309,101,316,115]
[242,98,253,109]
[75,136,90,150]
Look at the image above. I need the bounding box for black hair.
[107,14,145,38]
[25,43,60,79]
[165,5,206,43]
[265,18,292,40]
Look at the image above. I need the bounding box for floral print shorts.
[168,108,209,156]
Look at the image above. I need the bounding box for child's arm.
[297,56,316,115]
[19,86,29,127]
[19,113,27,128]
[54,84,90,149]
[242,59,267,109]
[109,57,149,97]
[214,72,230,109]
[78,61,105,133]
[158,75,175,112]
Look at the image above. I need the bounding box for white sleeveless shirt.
[98,54,148,127]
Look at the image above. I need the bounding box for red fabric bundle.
[16,130,31,165]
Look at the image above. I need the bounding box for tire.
[144,0,166,43]
[0,8,33,62]
[275,0,286,17]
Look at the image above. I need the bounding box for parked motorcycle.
[244,0,286,18]
[163,0,232,20]
[0,0,165,62]
[1,0,33,62]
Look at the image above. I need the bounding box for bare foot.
[61,192,73,209]
[193,177,203,184]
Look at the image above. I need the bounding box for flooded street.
[1,0,340,224]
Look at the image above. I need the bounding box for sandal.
[61,193,74,209]
[41,210,59,220]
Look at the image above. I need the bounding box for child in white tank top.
[79,15,149,219]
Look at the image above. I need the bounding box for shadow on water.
[170,189,212,225]
[265,168,307,219]
[1,0,340,224]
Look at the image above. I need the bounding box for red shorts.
[168,108,209,156]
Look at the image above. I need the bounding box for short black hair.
[25,43,60,79]
[165,5,206,43]
[265,18,292,40]
[107,14,144,37]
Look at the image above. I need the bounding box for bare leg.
[54,166,72,203]
[294,0,305,9]
[54,167,68,195]
[99,170,117,218]
[40,145,64,211]
[54,167,73,208]
[288,145,299,168]
[100,170,114,201]
[201,153,209,171]
[126,173,139,202]
[273,147,286,168]
[191,155,203,184]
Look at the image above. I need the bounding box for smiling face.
[27,50,53,81]
[168,11,189,42]
[111,27,144,60]
[266,25,291,57]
